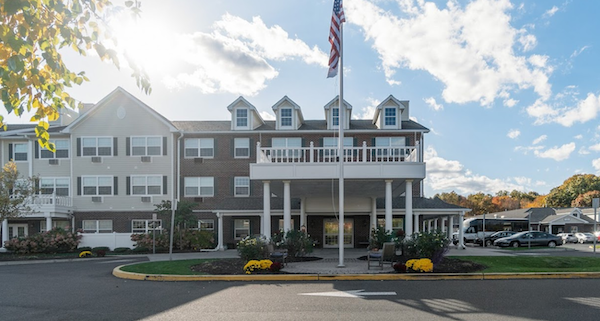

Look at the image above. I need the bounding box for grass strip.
[451,256,600,273]
[120,259,213,275]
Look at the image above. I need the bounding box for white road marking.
[299,289,397,298]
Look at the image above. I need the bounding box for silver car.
[557,233,578,243]
[575,232,595,243]
[493,231,563,248]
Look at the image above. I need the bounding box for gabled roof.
[271,95,304,124]
[226,96,265,126]
[323,95,352,111]
[63,87,177,133]
[540,213,593,224]
[372,95,406,124]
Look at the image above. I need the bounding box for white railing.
[256,141,421,164]
[11,194,73,208]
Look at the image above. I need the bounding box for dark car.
[493,231,563,248]
[475,231,517,247]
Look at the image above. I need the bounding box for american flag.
[327,0,345,78]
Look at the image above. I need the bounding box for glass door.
[323,218,353,248]
[8,224,28,238]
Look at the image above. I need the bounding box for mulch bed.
[190,256,486,275]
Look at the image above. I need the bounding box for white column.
[458,212,466,249]
[46,215,52,232]
[283,181,291,232]
[414,213,420,233]
[1,219,8,251]
[217,213,224,251]
[370,197,377,231]
[405,180,413,237]
[422,218,426,232]
[263,181,271,238]
[434,217,438,231]
[385,180,393,232]
[446,215,452,237]
[300,197,306,229]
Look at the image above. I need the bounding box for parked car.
[475,231,516,247]
[557,233,578,244]
[493,231,563,248]
[575,232,596,243]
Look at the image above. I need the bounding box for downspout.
[169,131,183,260]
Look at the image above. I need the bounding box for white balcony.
[250,141,425,184]
[12,194,73,218]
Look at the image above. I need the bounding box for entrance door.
[8,224,28,238]
[323,218,353,248]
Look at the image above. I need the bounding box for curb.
[112,265,600,282]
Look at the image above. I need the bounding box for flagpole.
[337,22,345,268]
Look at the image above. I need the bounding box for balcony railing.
[11,194,73,208]
[256,141,421,164]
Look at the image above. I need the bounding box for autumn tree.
[545,174,600,207]
[1,0,150,150]
[0,161,37,221]
[571,190,600,208]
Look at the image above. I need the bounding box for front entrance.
[8,224,28,238]
[323,218,353,248]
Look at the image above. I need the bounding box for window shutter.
[163,176,167,195]
[113,137,118,156]
[213,138,217,157]
[126,176,130,195]
[77,177,81,196]
[76,138,81,156]
[113,177,118,195]
[319,138,323,147]
[8,143,13,160]
[126,137,130,156]
[249,138,254,157]
[353,138,358,147]
[405,136,409,146]
[231,177,235,196]
[162,137,167,156]
[35,141,39,159]
[180,177,184,198]
[371,138,376,146]
[301,138,305,147]
[231,138,235,157]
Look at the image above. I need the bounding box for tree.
[572,190,600,208]
[0,161,37,221]
[154,200,197,231]
[545,174,600,207]
[1,0,150,151]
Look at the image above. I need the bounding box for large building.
[0,87,468,250]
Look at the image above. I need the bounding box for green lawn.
[452,256,600,273]
[120,259,212,275]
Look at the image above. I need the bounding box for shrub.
[243,259,273,274]
[92,246,110,253]
[401,231,450,264]
[370,226,393,250]
[113,247,131,253]
[279,229,314,259]
[132,246,150,253]
[393,262,407,273]
[269,261,283,272]
[3,228,81,254]
[237,235,269,261]
[130,230,216,251]
[78,246,92,252]
[405,258,434,272]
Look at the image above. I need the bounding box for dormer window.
[236,109,248,128]
[384,107,396,127]
[332,108,339,127]
[281,108,292,127]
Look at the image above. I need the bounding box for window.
[40,221,69,232]
[82,176,113,195]
[272,137,302,158]
[131,136,161,156]
[184,177,214,197]
[13,143,28,161]
[280,108,292,127]
[41,139,69,158]
[375,137,406,156]
[234,138,250,158]
[377,218,404,232]
[323,137,353,157]
[384,107,396,126]
[236,108,248,127]
[199,219,214,231]
[332,107,339,126]
[132,219,162,234]
[82,137,112,156]
[82,220,113,233]
[184,138,214,158]
[234,177,250,197]
[131,175,162,195]
[40,177,70,196]
[234,219,250,239]
[278,219,295,231]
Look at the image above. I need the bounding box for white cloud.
[589,143,600,152]
[579,147,590,155]
[260,111,275,121]
[574,134,583,140]
[503,98,518,107]
[514,176,531,186]
[514,145,543,155]
[163,14,328,96]
[424,97,443,111]
[593,158,600,173]
[355,98,380,119]
[425,146,526,194]
[533,142,576,161]
[543,6,559,18]
[571,46,590,59]
[507,129,521,139]
[532,135,547,145]
[346,0,552,106]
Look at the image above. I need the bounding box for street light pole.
[593,198,599,254]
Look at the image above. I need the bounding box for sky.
[5,0,600,197]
